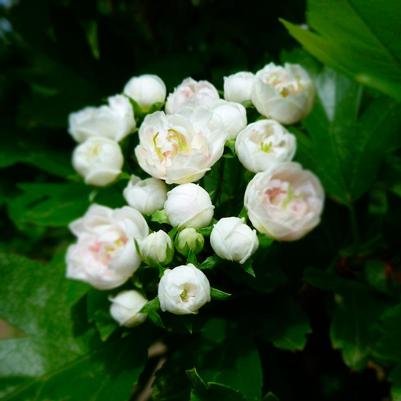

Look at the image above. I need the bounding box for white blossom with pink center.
[244,162,324,241]
[135,109,226,184]
[252,63,314,125]
[66,204,149,289]
[165,77,219,114]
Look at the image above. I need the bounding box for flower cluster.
[66,64,324,327]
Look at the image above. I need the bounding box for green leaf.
[199,256,220,270]
[0,252,88,340]
[141,297,164,328]
[373,304,401,363]
[373,306,401,400]
[305,268,388,369]
[82,20,100,60]
[294,67,401,204]
[282,0,401,99]
[198,226,213,236]
[259,294,311,351]
[210,288,231,301]
[0,135,73,177]
[242,262,256,277]
[200,318,227,344]
[195,336,262,401]
[0,333,148,401]
[87,290,118,342]
[187,368,248,401]
[364,260,389,294]
[258,234,273,249]
[389,365,401,401]
[0,252,148,400]
[7,182,91,229]
[187,251,199,265]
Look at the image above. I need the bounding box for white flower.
[72,137,124,186]
[165,77,219,114]
[235,119,296,173]
[140,230,174,267]
[211,100,247,140]
[135,110,225,184]
[109,290,148,327]
[210,217,258,264]
[244,162,324,241]
[123,74,166,110]
[123,175,167,215]
[175,228,204,256]
[158,264,211,315]
[164,183,214,228]
[252,63,314,124]
[68,95,135,143]
[223,72,255,104]
[66,204,149,289]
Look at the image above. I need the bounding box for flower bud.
[72,137,123,186]
[140,230,174,267]
[244,162,324,241]
[68,95,135,143]
[165,77,219,114]
[252,63,314,125]
[164,183,214,228]
[123,175,167,215]
[235,119,296,173]
[223,72,255,104]
[210,217,258,264]
[158,264,211,315]
[211,100,247,140]
[123,74,166,111]
[109,290,148,327]
[175,228,204,256]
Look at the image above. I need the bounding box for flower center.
[263,68,304,97]
[260,140,273,154]
[179,284,195,303]
[180,288,189,302]
[153,129,189,160]
[87,143,102,158]
[90,236,128,264]
[265,180,305,212]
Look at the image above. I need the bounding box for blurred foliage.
[1,0,401,401]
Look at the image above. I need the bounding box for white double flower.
[158,264,211,315]
[235,119,296,173]
[252,63,314,124]
[135,109,226,184]
[66,205,149,289]
[68,95,135,143]
[245,162,324,241]
[165,77,219,114]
